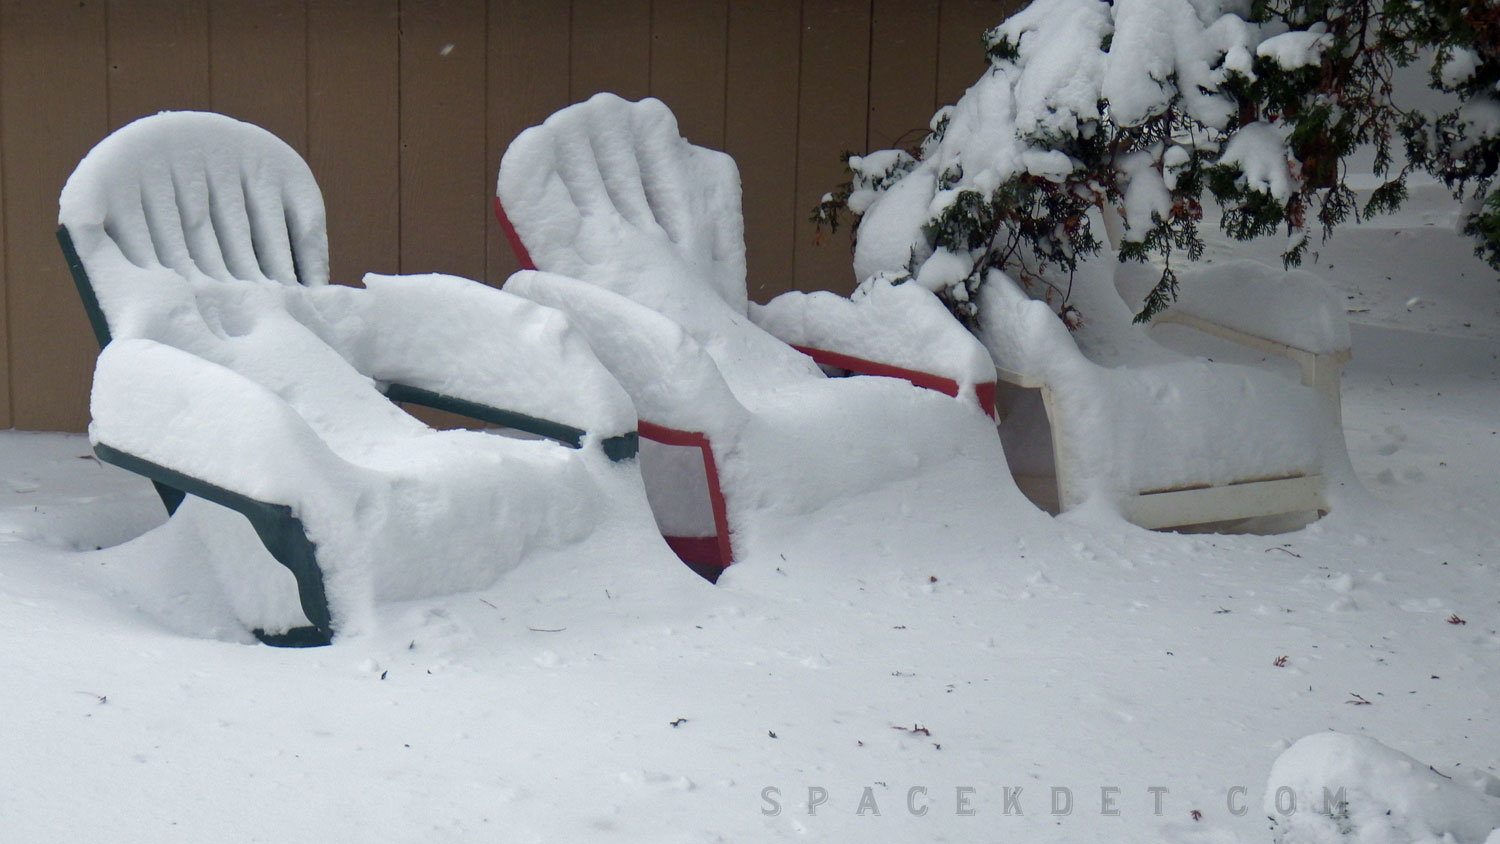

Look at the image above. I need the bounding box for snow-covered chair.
[971,254,1349,528]
[58,111,640,646]
[496,94,997,578]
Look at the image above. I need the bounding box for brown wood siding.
[0,96,7,428]
[0,11,8,429]
[650,0,728,150]
[869,0,940,152]
[725,0,801,302]
[793,0,871,295]
[308,0,401,284]
[106,0,211,130]
[210,0,308,152]
[938,0,1003,106]
[2,0,108,432]
[398,0,488,281]
[486,0,571,286]
[571,0,651,103]
[0,0,1018,432]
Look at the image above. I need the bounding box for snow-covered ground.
[2,199,1498,842]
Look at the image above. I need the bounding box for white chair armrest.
[1119,260,1352,424]
[1119,259,1351,356]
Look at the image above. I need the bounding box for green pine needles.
[814,0,1500,327]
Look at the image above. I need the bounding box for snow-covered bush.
[1265,732,1500,844]
[816,0,1500,326]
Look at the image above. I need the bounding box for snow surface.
[1196,175,1500,343]
[1265,732,1500,843]
[1256,27,1333,71]
[508,269,998,537]
[4,175,1498,841]
[1101,0,1251,129]
[1219,121,1296,202]
[60,111,329,290]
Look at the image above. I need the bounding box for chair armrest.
[1120,259,1352,358]
[91,338,353,507]
[1152,309,1351,378]
[749,276,997,414]
[1118,259,1351,424]
[301,273,637,455]
[973,268,1093,389]
[503,270,749,438]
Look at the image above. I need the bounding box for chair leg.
[1039,385,1084,513]
[697,439,733,573]
[238,505,333,647]
[638,423,734,581]
[151,480,187,515]
[93,443,334,647]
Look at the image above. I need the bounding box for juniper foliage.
[813,0,1500,326]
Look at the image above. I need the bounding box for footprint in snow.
[1373,425,1407,456]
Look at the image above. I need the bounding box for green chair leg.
[93,444,334,647]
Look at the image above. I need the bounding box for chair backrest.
[59,112,425,443]
[497,94,748,315]
[498,94,822,393]
[59,112,330,345]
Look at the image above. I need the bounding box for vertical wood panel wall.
[0,0,1016,432]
